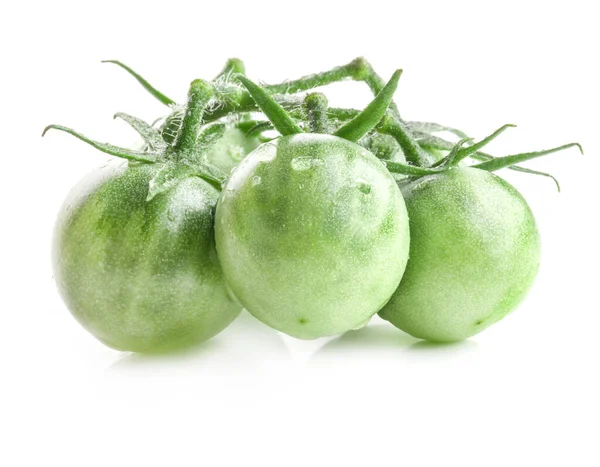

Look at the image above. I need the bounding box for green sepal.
[439,137,474,167]
[468,151,561,191]
[233,74,303,136]
[413,131,562,189]
[146,153,226,201]
[42,124,159,163]
[177,122,229,183]
[102,60,175,106]
[472,143,583,172]
[447,124,516,166]
[158,106,185,146]
[334,69,402,142]
[113,113,168,152]
[147,162,198,201]
[185,123,228,172]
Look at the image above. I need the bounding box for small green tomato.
[215,134,410,339]
[206,126,261,173]
[379,167,541,342]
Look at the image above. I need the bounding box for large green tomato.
[215,133,410,339]
[53,161,242,352]
[379,167,541,342]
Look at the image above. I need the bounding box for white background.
[1,1,598,466]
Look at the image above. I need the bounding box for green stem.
[472,143,583,172]
[406,121,469,139]
[202,93,303,123]
[214,58,246,81]
[263,57,401,118]
[173,80,214,153]
[335,70,402,142]
[303,93,329,133]
[264,60,359,94]
[470,151,562,191]
[378,113,432,166]
[102,60,175,106]
[204,59,400,124]
[113,112,167,152]
[245,121,274,137]
[350,58,402,119]
[234,75,303,136]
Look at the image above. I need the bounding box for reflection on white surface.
[109,310,290,372]
[108,312,481,374]
[311,317,479,366]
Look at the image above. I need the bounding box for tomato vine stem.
[303,93,329,134]
[377,113,433,166]
[214,58,246,81]
[173,80,214,154]
[263,57,402,119]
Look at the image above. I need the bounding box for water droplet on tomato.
[291,157,323,171]
[252,175,261,186]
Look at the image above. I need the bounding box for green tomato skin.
[53,161,242,352]
[206,127,262,173]
[379,167,541,342]
[215,134,411,339]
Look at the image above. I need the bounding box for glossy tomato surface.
[53,161,241,352]
[215,134,410,339]
[379,167,541,341]
[206,127,261,173]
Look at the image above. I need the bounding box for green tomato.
[206,127,262,173]
[379,167,541,342]
[53,161,242,352]
[215,133,411,339]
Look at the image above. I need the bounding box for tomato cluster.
[44,58,581,352]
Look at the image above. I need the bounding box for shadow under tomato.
[108,310,290,372]
[310,318,479,364]
[309,321,419,363]
[406,338,479,357]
